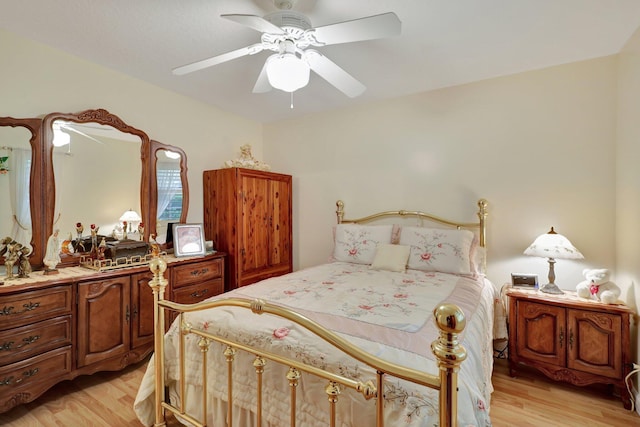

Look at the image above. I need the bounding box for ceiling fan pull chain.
[290,92,294,109]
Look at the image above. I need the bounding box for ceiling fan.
[52,121,104,148]
[172,0,401,97]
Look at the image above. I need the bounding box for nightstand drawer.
[0,315,72,366]
[0,286,73,330]
[172,258,223,288]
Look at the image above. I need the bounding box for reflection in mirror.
[51,120,142,248]
[0,127,33,249]
[155,149,183,244]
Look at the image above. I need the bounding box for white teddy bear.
[575,268,621,304]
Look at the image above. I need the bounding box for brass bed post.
[336,200,345,224]
[431,304,467,427]
[149,256,169,427]
[287,367,301,427]
[225,346,237,425]
[477,199,488,248]
[253,356,266,426]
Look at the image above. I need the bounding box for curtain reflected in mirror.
[0,127,32,249]
[155,149,183,243]
[51,120,142,248]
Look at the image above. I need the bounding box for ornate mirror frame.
[0,117,44,265]
[1,108,189,268]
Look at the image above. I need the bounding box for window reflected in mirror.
[51,120,142,248]
[155,149,183,243]
[0,126,33,249]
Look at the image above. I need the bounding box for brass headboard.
[335,199,488,249]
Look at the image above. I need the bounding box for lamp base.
[539,282,564,294]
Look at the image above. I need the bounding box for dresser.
[0,252,225,413]
[506,288,633,409]
[203,167,292,290]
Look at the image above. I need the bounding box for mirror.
[51,119,143,246]
[0,109,189,268]
[0,117,43,266]
[154,148,184,244]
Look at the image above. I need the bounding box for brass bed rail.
[148,257,467,427]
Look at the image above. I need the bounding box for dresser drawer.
[0,286,73,330]
[0,315,72,366]
[0,346,72,391]
[172,279,224,304]
[172,258,223,288]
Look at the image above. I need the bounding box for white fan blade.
[253,59,273,93]
[173,43,264,75]
[311,12,401,46]
[305,50,365,98]
[62,125,104,145]
[222,14,285,35]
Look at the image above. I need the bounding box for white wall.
[264,57,618,294]
[0,29,263,235]
[616,26,640,364]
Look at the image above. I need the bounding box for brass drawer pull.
[0,335,40,352]
[0,301,41,316]
[189,268,210,277]
[559,327,564,348]
[190,289,209,299]
[0,368,39,386]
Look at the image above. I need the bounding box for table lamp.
[523,227,583,294]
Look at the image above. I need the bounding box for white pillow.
[399,226,475,275]
[333,224,394,265]
[370,244,411,272]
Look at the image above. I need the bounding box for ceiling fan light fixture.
[53,128,71,147]
[265,53,310,93]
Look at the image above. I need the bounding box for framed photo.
[511,273,538,289]
[173,223,206,257]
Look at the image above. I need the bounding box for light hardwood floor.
[0,357,638,426]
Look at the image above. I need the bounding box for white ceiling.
[2,0,640,123]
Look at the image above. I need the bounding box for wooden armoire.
[203,167,292,290]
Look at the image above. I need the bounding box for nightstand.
[506,288,633,409]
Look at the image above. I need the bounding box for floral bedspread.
[135,262,496,427]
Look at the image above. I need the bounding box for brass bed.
[136,199,491,427]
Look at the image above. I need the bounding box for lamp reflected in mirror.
[119,209,142,240]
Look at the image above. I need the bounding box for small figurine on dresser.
[0,238,31,279]
[98,238,107,260]
[44,229,61,275]
[17,245,32,278]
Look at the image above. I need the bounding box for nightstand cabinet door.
[515,301,566,367]
[567,309,622,379]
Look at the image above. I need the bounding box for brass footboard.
[148,257,466,427]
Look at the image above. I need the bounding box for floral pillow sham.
[399,226,475,275]
[332,224,394,265]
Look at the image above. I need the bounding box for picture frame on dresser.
[173,223,206,257]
